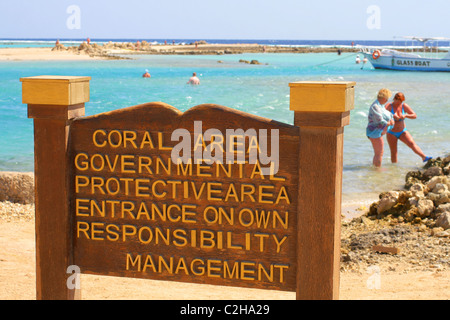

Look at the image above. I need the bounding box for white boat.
[361,37,450,72]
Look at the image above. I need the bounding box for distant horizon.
[3,37,449,42]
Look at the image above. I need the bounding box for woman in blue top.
[385,92,432,163]
[366,89,395,167]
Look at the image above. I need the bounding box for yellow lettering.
[121,155,135,173]
[191,259,205,276]
[138,157,153,174]
[75,175,89,193]
[123,130,138,148]
[273,234,288,253]
[158,256,174,274]
[122,225,136,241]
[75,198,89,216]
[240,262,255,281]
[108,130,122,148]
[90,154,105,172]
[241,184,256,202]
[126,254,141,272]
[167,204,181,222]
[224,183,239,202]
[74,153,89,171]
[227,231,243,250]
[93,130,107,148]
[238,208,254,227]
[276,186,290,205]
[105,155,119,172]
[182,205,197,223]
[138,226,153,244]
[121,201,135,219]
[135,179,150,197]
[91,177,105,195]
[105,178,120,196]
[275,265,289,283]
[136,202,150,220]
[258,264,274,282]
[106,224,120,241]
[173,229,188,247]
[90,222,104,241]
[207,182,222,201]
[140,131,154,149]
[207,259,222,278]
[77,221,90,239]
[200,230,215,249]
[250,161,265,179]
[175,257,189,275]
[258,185,274,204]
[158,132,172,151]
[152,180,167,198]
[143,255,156,273]
[223,261,239,279]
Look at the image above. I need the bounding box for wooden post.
[290,81,355,300]
[21,76,90,300]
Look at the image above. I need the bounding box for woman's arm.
[402,103,417,120]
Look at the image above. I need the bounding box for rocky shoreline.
[341,155,450,273]
[51,40,359,59]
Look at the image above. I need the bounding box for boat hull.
[363,53,450,72]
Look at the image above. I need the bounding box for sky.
[1,0,449,40]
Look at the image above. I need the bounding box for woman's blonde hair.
[377,88,392,100]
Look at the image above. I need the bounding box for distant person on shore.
[385,92,432,163]
[366,88,395,167]
[187,72,200,85]
[142,69,151,78]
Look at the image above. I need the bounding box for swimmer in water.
[142,70,151,78]
[187,72,200,85]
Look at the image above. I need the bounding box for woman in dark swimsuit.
[385,92,432,163]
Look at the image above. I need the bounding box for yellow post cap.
[21,76,91,106]
[289,81,356,112]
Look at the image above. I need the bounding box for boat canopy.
[381,49,421,58]
[398,36,450,43]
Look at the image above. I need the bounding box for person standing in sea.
[385,92,432,163]
[366,88,395,167]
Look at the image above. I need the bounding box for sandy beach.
[0,43,358,61]
[0,47,106,61]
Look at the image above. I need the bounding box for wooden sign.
[70,102,299,291]
[21,76,355,300]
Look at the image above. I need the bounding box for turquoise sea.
[0,45,449,204]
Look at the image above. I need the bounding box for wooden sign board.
[69,102,300,291]
[22,76,354,300]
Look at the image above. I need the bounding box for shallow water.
[0,52,449,202]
